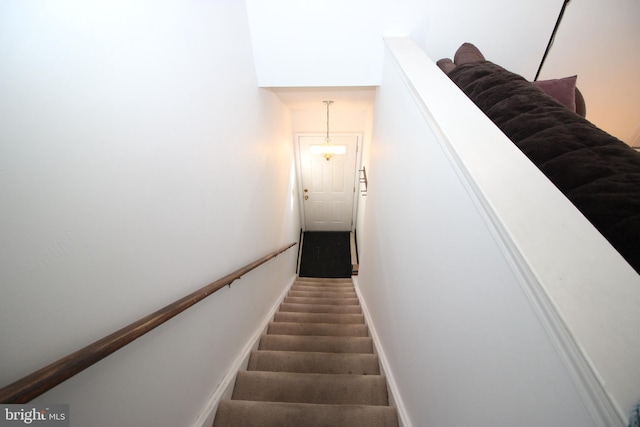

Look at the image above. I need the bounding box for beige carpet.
[213,277,399,427]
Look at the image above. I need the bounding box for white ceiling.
[271,86,378,111]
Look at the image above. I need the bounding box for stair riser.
[283,297,359,306]
[290,285,356,293]
[267,322,368,337]
[279,303,362,314]
[274,312,364,325]
[232,371,389,406]
[295,280,354,287]
[288,291,357,299]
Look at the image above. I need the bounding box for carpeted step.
[232,371,389,405]
[213,400,399,427]
[283,296,359,305]
[287,290,357,299]
[267,321,368,337]
[273,312,364,325]
[212,274,398,427]
[293,281,355,287]
[247,350,380,375]
[290,285,356,293]
[258,334,374,354]
[279,302,362,314]
[295,278,354,286]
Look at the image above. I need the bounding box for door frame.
[294,132,363,232]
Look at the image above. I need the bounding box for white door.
[298,134,359,231]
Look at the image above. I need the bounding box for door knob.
[304,195,309,200]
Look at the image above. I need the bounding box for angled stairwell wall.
[355,38,640,427]
[0,2,300,426]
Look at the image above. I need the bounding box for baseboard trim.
[192,275,296,427]
[353,276,411,427]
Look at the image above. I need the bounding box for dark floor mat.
[299,232,351,278]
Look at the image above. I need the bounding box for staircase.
[213,277,399,427]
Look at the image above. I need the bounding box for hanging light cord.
[324,100,333,141]
[534,0,571,81]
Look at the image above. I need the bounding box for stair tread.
[212,276,398,427]
[258,334,374,353]
[213,401,399,427]
[248,350,380,375]
[274,312,364,324]
[232,371,389,405]
[267,321,368,337]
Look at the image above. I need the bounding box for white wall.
[290,108,371,135]
[0,1,299,426]
[244,0,554,88]
[245,0,384,87]
[245,0,638,143]
[390,0,559,79]
[378,39,640,426]
[357,38,639,427]
[538,0,640,144]
[354,107,375,253]
[243,0,558,88]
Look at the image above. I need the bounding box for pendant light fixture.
[322,100,334,161]
[310,100,346,161]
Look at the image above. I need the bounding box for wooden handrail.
[0,242,296,403]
